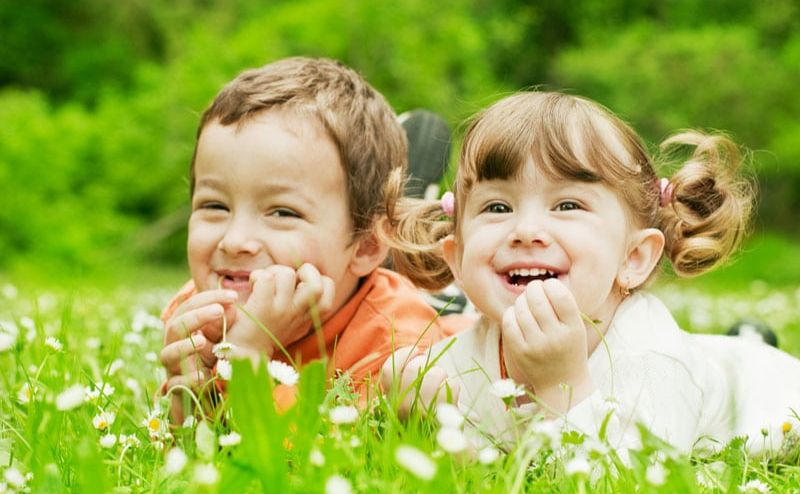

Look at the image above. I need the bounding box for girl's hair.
[389,91,754,290]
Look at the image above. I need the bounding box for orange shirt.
[161,268,473,391]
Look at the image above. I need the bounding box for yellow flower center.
[783,422,792,434]
[149,417,162,432]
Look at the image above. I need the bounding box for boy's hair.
[190,56,407,237]
[390,91,754,290]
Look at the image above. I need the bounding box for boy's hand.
[160,289,238,422]
[226,263,335,363]
[500,279,594,413]
[380,347,460,419]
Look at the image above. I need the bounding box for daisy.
[436,427,468,454]
[212,341,235,359]
[435,403,464,429]
[329,405,359,425]
[99,434,117,449]
[193,464,219,485]
[325,475,353,494]
[216,359,232,380]
[395,445,436,481]
[739,479,770,493]
[56,384,85,411]
[478,446,500,465]
[164,447,188,475]
[45,336,63,352]
[219,432,241,447]
[92,411,116,431]
[489,379,525,401]
[268,360,299,386]
[0,331,16,353]
[143,408,168,440]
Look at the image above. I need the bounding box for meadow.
[1,235,800,493]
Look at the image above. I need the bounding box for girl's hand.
[500,278,594,413]
[380,347,461,419]
[226,263,335,363]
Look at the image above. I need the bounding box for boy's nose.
[218,217,261,255]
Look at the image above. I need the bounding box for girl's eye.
[484,202,511,214]
[555,201,582,212]
[269,208,300,218]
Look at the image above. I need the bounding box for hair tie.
[659,178,674,207]
[440,191,455,217]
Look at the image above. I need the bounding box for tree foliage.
[1,0,797,270]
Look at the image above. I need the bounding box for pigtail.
[657,131,755,277]
[380,190,456,291]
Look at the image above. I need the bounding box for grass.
[1,232,799,493]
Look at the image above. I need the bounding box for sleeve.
[561,352,704,455]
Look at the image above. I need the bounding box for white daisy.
[182,415,197,429]
[99,434,117,449]
[395,445,436,480]
[645,461,667,486]
[143,408,167,440]
[436,427,468,454]
[489,378,525,400]
[219,432,241,447]
[309,448,325,467]
[0,331,16,353]
[17,383,33,404]
[56,384,85,411]
[564,454,591,476]
[478,446,500,465]
[435,403,464,429]
[193,464,219,485]
[216,359,232,380]
[212,341,235,359]
[163,447,188,475]
[325,474,353,494]
[92,411,116,431]
[329,405,359,425]
[739,479,770,493]
[119,434,141,448]
[267,360,299,386]
[45,336,63,352]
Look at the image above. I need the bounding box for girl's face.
[445,156,634,327]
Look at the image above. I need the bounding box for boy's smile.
[187,109,363,312]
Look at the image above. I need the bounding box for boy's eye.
[199,202,228,211]
[269,208,300,218]
[483,202,511,214]
[555,201,582,212]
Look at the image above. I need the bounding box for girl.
[384,91,800,455]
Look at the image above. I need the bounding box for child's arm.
[500,278,595,414]
[379,346,460,418]
[225,263,335,363]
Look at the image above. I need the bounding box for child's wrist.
[534,368,594,414]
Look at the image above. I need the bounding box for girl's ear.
[348,230,390,278]
[441,234,463,283]
[618,228,665,289]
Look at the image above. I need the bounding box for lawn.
[1,233,799,493]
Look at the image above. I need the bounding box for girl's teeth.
[508,268,554,277]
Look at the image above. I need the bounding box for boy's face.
[188,110,362,312]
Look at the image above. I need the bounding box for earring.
[619,277,631,298]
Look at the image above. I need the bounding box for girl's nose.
[218,217,261,255]
[509,215,552,247]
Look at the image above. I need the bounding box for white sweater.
[428,292,800,453]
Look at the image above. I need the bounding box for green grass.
[1,233,799,492]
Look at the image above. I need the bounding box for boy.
[159,57,468,419]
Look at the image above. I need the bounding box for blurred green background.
[1,0,799,290]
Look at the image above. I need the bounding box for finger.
[380,346,417,391]
[246,269,276,311]
[399,355,428,417]
[160,333,208,374]
[513,291,538,339]
[542,278,583,328]
[293,263,324,311]
[525,280,560,333]
[317,276,336,316]
[418,366,448,409]
[171,289,239,318]
[270,265,298,312]
[501,305,526,349]
[164,304,226,345]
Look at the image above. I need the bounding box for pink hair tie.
[659,177,674,207]
[440,191,455,217]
